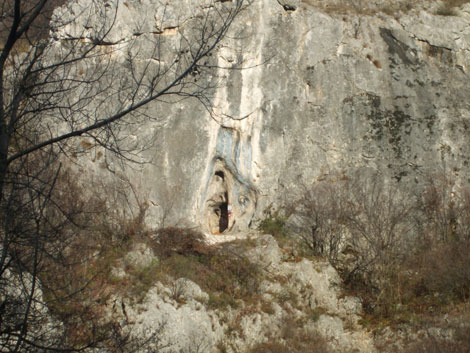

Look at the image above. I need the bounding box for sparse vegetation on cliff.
[258,170,470,350]
[0,0,246,350]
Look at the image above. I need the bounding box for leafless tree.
[342,175,415,286]
[289,172,415,286]
[288,179,352,265]
[0,0,246,351]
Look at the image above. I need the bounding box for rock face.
[111,235,376,353]
[42,2,470,350]
[58,0,470,232]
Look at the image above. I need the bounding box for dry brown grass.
[249,320,332,353]
[152,227,209,258]
[154,236,263,309]
[403,306,470,353]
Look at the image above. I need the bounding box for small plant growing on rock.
[436,6,458,16]
[170,278,188,304]
[258,210,289,238]
[249,324,332,353]
[152,227,209,258]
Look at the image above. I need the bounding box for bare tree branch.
[0,0,246,350]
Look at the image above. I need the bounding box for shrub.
[287,180,352,264]
[437,0,470,15]
[287,171,470,325]
[405,324,470,353]
[291,172,415,285]
[249,323,332,353]
[152,235,263,309]
[436,6,458,16]
[258,211,289,238]
[408,239,470,303]
[37,171,166,348]
[152,227,209,258]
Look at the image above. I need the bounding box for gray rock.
[124,242,156,269]
[54,0,470,234]
[17,0,470,350]
[246,233,284,267]
[111,233,376,353]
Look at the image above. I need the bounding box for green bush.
[258,211,289,238]
[436,6,458,16]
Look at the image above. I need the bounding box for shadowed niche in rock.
[218,192,229,233]
[213,171,229,232]
[205,168,230,234]
[201,159,257,235]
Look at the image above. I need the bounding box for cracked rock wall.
[63,0,470,231]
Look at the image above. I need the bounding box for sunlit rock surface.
[56,0,470,233]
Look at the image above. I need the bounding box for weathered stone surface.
[112,235,376,353]
[46,1,470,350]
[55,0,470,234]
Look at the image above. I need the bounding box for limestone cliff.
[58,0,470,233]
[42,2,470,351]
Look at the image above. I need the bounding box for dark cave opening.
[215,170,225,180]
[219,192,229,233]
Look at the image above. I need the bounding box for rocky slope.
[107,233,376,353]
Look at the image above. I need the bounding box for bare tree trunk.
[0,0,246,350]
